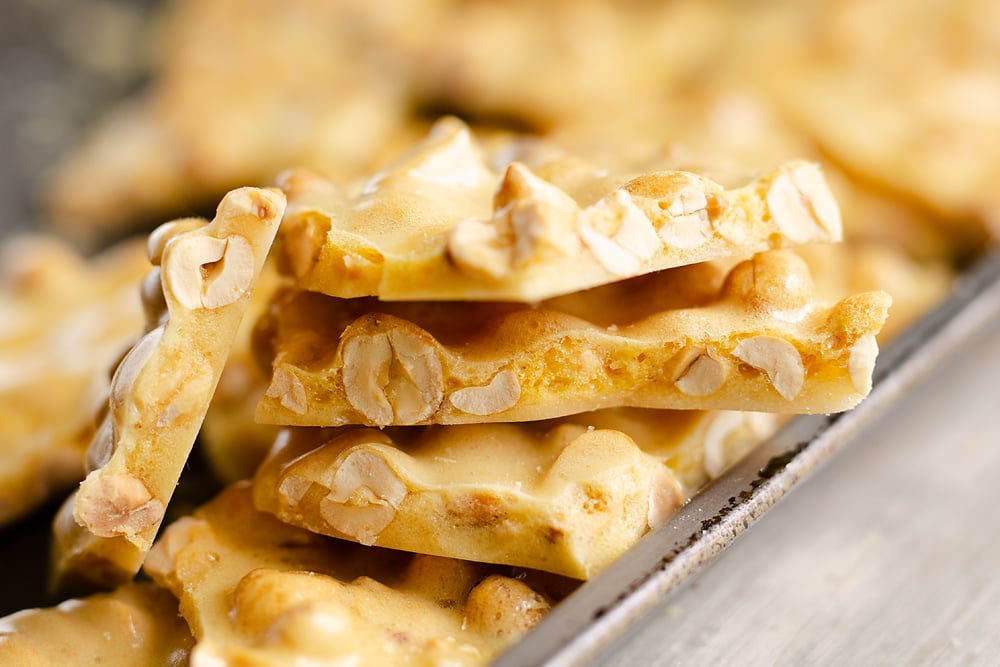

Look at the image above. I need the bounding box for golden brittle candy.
[0,235,148,526]
[552,87,960,264]
[256,250,891,427]
[276,118,842,302]
[251,407,778,578]
[253,422,684,579]
[0,582,193,666]
[51,187,284,591]
[144,483,571,666]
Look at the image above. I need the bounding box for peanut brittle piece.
[256,250,891,427]
[144,483,570,667]
[51,187,284,592]
[252,408,776,578]
[0,582,193,666]
[0,235,148,526]
[277,118,841,302]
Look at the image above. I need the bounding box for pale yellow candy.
[277,118,842,302]
[42,0,424,245]
[251,407,779,578]
[51,187,285,592]
[0,582,193,666]
[746,0,1000,244]
[200,260,287,484]
[256,250,891,427]
[144,483,570,667]
[253,421,685,579]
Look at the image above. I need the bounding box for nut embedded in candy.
[51,187,285,592]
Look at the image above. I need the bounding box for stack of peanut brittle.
[28,117,892,665]
[1,0,994,665]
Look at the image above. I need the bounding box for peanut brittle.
[408,0,730,130]
[144,483,571,666]
[253,423,683,579]
[51,187,284,591]
[0,582,193,666]
[0,236,148,526]
[256,250,891,427]
[277,118,842,302]
[252,408,776,578]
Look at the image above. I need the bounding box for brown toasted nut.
[448,369,522,416]
[465,575,551,641]
[673,348,728,397]
[319,447,408,546]
[74,473,165,540]
[732,336,805,401]
[340,322,446,426]
[164,234,256,310]
[765,162,842,243]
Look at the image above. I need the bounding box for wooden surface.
[597,315,1000,665]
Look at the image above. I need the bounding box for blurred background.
[0,0,156,236]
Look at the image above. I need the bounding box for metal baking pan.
[492,246,1000,666]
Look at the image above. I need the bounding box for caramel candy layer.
[51,187,284,592]
[0,236,148,527]
[253,421,685,579]
[145,483,571,667]
[277,118,841,302]
[256,250,891,427]
[0,583,193,666]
